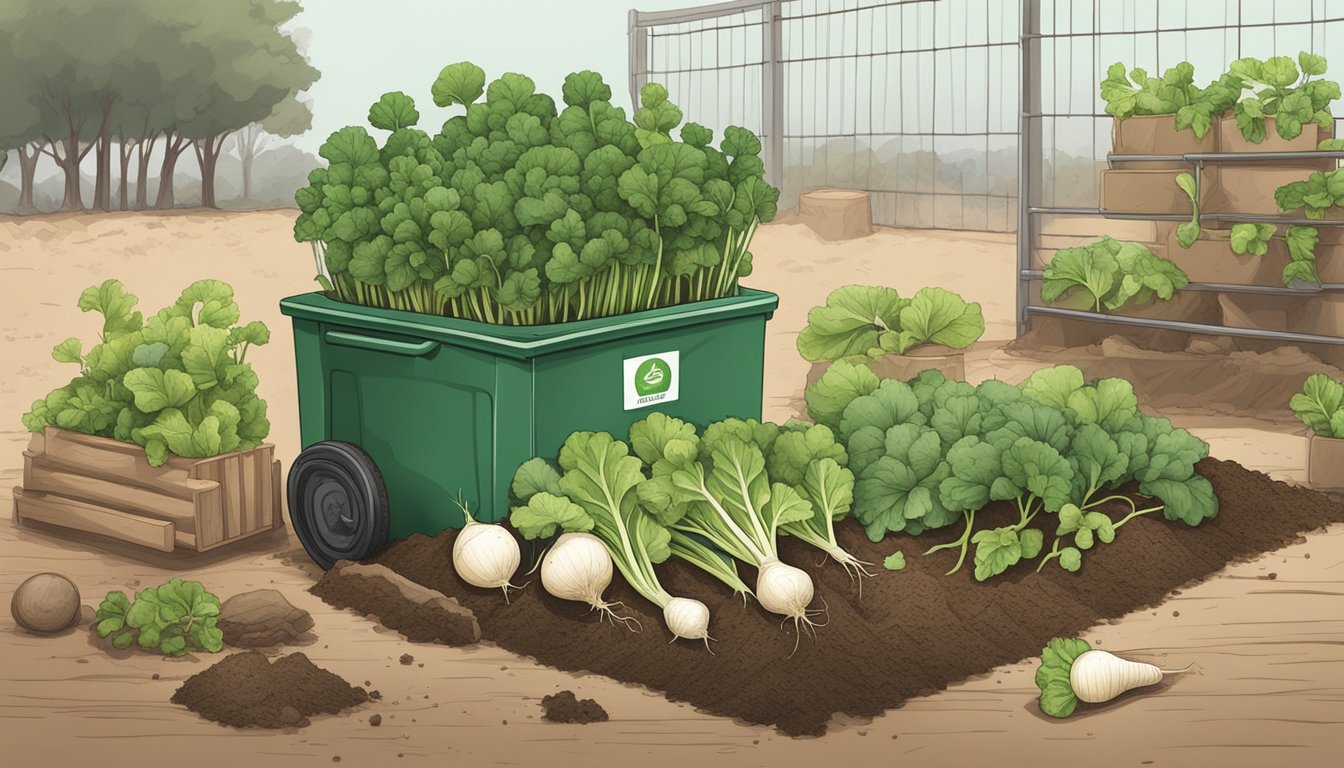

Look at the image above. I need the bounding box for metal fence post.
[628,9,649,113]
[762,1,784,189]
[1017,0,1042,337]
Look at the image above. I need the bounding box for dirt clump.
[217,589,314,647]
[541,690,609,724]
[368,458,1344,737]
[399,653,414,665]
[310,561,480,645]
[171,651,368,728]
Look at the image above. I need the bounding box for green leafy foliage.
[1229,53,1339,143]
[1229,223,1276,256]
[93,578,224,657]
[22,280,270,466]
[803,364,1219,579]
[1291,373,1344,438]
[1041,237,1189,313]
[883,551,906,570]
[296,62,778,325]
[1100,61,1241,139]
[1035,636,1092,718]
[796,285,983,362]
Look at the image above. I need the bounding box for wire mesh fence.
[1019,0,1344,337]
[629,0,1021,231]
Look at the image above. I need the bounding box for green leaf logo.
[635,357,671,396]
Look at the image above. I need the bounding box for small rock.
[370,690,382,700]
[369,714,382,727]
[400,654,414,665]
[217,589,314,648]
[1172,610,1180,617]
[1268,572,1278,580]
[152,673,160,680]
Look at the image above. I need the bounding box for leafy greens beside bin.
[292,62,780,325]
[804,363,1218,581]
[22,279,271,467]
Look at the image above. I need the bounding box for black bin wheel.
[288,441,390,569]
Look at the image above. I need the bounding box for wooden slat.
[241,451,259,534]
[221,456,242,539]
[271,459,284,529]
[195,476,225,550]
[40,429,217,499]
[23,455,196,532]
[45,427,196,470]
[14,487,175,553]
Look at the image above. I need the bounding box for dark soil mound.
[360,459,1342,736]
[171,651,368,728]
[541,690,609,724]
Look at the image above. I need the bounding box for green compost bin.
[280,288,779,542]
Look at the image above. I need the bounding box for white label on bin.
[624,351,679,410]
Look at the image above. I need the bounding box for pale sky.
[295,0,694,154]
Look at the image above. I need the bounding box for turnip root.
[540,532,636,629]
[1036,637,1194,717]
[451,498,522,601]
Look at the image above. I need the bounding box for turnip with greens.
[1035,636,1194,717]
[630,414,822,645]
[450,497,522,601]
[765,421,871,583]
[539,531,632,627]
[510,444,713,645]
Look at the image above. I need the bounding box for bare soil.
[1,211,1342,767]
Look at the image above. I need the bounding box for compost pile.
[354,458,1344,736]
[171,651,368,729]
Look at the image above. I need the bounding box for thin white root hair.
[498,580,528,604]
[586,600,642,632]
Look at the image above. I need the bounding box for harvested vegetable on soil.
[371,457,1344,736]
[1035,637,1193,717]
[632,415,821,637]
[450,496,522,600]
[11,572,81,634]
[94,578,224,656]
[766,421,871,579]
[172,651,368,728]
[540,690,609,724]
[511,434,713,643]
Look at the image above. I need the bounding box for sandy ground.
[0,211,1341,767]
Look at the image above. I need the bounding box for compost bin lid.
[279,288,779,360]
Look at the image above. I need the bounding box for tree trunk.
[135,136,157,210]
[16,142,41,214]
[235,124,265,201]
[155,131,190,209]
[92,101,114,212]
[51,131,87,212]
[117,140,136,211]
[194,133,231,209]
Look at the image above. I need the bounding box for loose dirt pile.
[541,690,609,724]
[171,652,369,728]
[310,561,481,645]
[355,459,1343,737]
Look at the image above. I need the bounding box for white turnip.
[540,532,636,629]
[451,499,522,600]
[1070,649,1193,704]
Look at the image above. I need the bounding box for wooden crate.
[13,428,282,554]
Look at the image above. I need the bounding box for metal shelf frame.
[1017,0,1344,346]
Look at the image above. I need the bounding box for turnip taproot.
[1035,637,1194,717]
[450,498,522,600]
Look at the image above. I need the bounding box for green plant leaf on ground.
[883,551,906,571]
